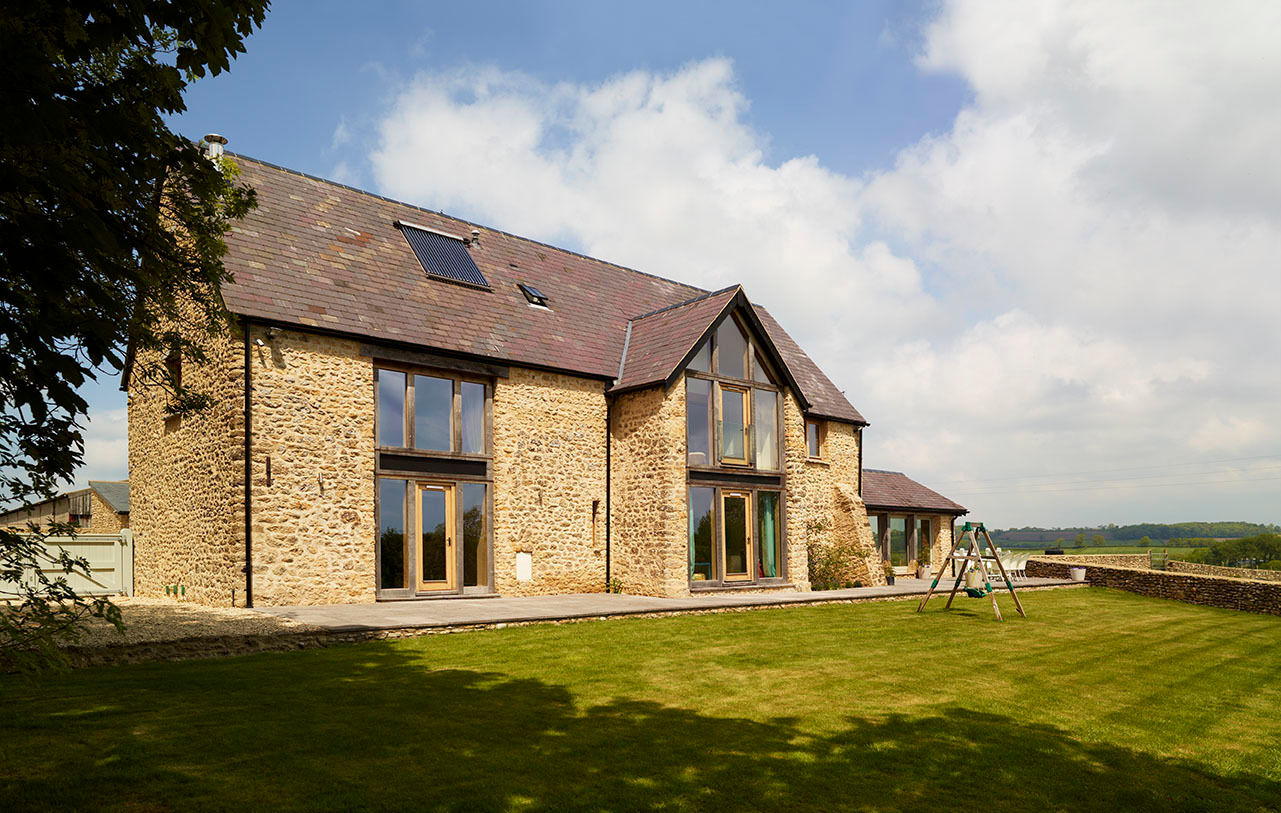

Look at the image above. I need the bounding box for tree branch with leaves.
[0,1,269,672]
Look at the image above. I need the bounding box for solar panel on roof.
[397,222,490,289]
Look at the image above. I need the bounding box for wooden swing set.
[916,521,1026,621]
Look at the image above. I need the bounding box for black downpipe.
[605,400,611,587]
[857,427,864,498]
[242,317,254,608]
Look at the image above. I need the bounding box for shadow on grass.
[4,642,1278,812]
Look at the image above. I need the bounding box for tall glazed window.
[757,491,780,579]
[689,487,715,581]
[377,478,407,590]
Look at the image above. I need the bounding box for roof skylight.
[518,283,549,308]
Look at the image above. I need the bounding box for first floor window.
[720,385,749,463]
[806,419,823,458]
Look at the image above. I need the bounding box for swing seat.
[963,587,987,599]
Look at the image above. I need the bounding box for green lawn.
[3,589,1280,812]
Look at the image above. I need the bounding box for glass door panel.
[461,483,487,588]
[756,491,780,579]
[722,492,752,581]
[889,516,907,570]
[417,484,455,591]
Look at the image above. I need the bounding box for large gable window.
[684,314,781,471]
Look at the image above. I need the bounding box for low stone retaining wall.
[1047,553,1151,568]
[1027,557,1281,616]
[1167,560,1281,583]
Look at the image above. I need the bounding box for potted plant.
[917,546,932,579]
[882,560,895,586]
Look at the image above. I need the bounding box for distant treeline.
[1184,534,1281,570]
[989,522,1279,547]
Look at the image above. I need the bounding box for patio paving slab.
[255,576,1078,632]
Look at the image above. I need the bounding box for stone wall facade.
[87,490,128,534]
[783,393,882,588]
[608,381,689,597]
[129,319,245,605]
[247,326,376,606]
[1027,556,1281,616]
[129,319,881,606]
[492,367,608,596]
[1167,560,1281,583]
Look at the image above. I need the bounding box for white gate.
[3,530,133,598]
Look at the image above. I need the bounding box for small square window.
[517,283,549,308]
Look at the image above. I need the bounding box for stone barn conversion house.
[125,153,966,607]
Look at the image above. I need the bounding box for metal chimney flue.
[203,133,228,158]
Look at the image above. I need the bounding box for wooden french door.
[721,491,753,582]
[416,483,456,592]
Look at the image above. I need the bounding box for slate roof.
[88,480,130,514]
[862,470,966,515]
[614,287,739,390]
[218,155,866,423]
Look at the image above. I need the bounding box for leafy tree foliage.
[1184,534,1281,570]
[1,1,268,672]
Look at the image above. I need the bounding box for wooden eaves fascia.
[864,502,969,516]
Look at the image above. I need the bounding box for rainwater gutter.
[242,316,254,608]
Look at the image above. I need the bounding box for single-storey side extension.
[125,153,965,607]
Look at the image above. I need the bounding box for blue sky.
[77,0,1281,528]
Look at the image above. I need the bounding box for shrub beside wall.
[1027,556,1281,616]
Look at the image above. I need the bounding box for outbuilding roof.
[862,469,966,515]
[216,155,866,423]
[88,480,130,514]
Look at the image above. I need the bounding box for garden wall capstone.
[1027,556,1281,616]
[1166,560,1281,583]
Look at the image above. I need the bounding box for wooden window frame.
[720,490,753,582]
[374,365,492,461]
[686,311,783,473]
[374,364,495,600]
[718,383,752,466]
[806,419,825,460]
[686,482,790,588]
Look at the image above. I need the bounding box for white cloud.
[365,5,1281,525]
[72,406,128,490]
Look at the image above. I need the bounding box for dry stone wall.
[129,319,244,605]
[247,326,376,606]
[492,367,608,596]
[1167,560,1281,583]
[783,393,883,588]
[609,382,688,597]
[1027,556,1281,615]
